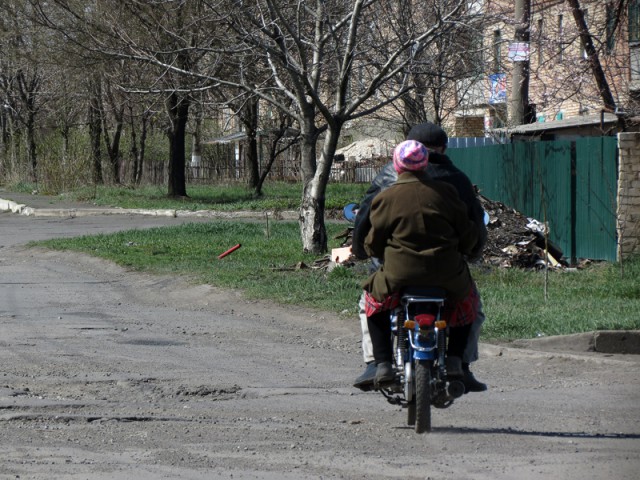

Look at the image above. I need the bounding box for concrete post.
[617,132,640,260]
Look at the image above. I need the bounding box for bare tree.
[379,1,489,133]
[0,2,45,184]
[209,0,470,253]
[88,0,470,252]
[31,0,225,197]
[25,0,475,253]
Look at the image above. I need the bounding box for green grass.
[33,218,640,341]
[55,183,369,213]
[473,260,640,340]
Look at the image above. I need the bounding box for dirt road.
[1,212,639,479]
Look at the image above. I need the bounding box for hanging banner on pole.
[488,73,507,104]
[508,42,530,62]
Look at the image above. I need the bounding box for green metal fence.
[448,137,618,262]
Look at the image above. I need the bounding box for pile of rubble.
[477,195,567,270]
[329,195,571,271]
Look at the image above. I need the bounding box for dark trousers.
[367,311,393,364]
[367,311,472,364]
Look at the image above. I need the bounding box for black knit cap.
[407,122,448,148]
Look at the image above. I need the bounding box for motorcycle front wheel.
[415,360,432,433]
[407,400,416,426]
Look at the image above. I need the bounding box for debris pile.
[477,195,567,270]
[328,195,570,271]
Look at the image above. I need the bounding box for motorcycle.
[377,287,465,434]
[343,202,467,433]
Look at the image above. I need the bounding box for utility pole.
[509,0,531,126]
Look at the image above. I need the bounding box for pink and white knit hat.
[392,140,429,174]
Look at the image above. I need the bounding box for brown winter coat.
[362,171,479,303]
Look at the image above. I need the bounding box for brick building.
[449,0,640,137]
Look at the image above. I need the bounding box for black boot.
[374,361,395,386]
[462,363,487,393]
[353,362,377,391]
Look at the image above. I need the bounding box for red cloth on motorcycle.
[443,283,479,327]
[364,283,478,327]
[363,291,400,317]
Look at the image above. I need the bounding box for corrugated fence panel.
[446,144,504,198]
[448,137,618,262]
[532,141,573,258]
[574,137,618,261]
[494,141,573,258]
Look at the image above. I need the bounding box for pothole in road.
[118,338,186,347]
[174,384,242,399]
[121,379,244,400]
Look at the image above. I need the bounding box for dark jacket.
[361,171,478,302]
[352,151,487,261]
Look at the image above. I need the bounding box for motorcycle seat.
[400,286,447,302]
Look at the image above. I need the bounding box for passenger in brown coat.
[361,140,480,385]
[362,173,478,303]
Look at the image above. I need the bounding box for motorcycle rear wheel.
[415,360,432,433]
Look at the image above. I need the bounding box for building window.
[632,51,640,84]
[630,0,640,86]
[630,0,640,42]
[492,30,502,73]
[537,18,544,65]
[631,46,640,84]
[557,14,564,63]
[605,3,616,54]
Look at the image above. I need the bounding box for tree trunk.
[137,111,149,185]
[299,123,341,254]
[0,107,9,152]
[16,70,39,184]
[190,95,203,181]
[88,79,104,185]
[101,81,125,184]
[240,97,260,190]
[106,114,124,183]
[166,91,189,198]
[567,0,616,111]
[130,108,151,185]
[26,112,37,184]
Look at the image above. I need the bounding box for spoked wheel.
[415,360,432,433]
[404,361,415,426]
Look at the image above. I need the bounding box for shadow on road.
[427,426,640,439]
